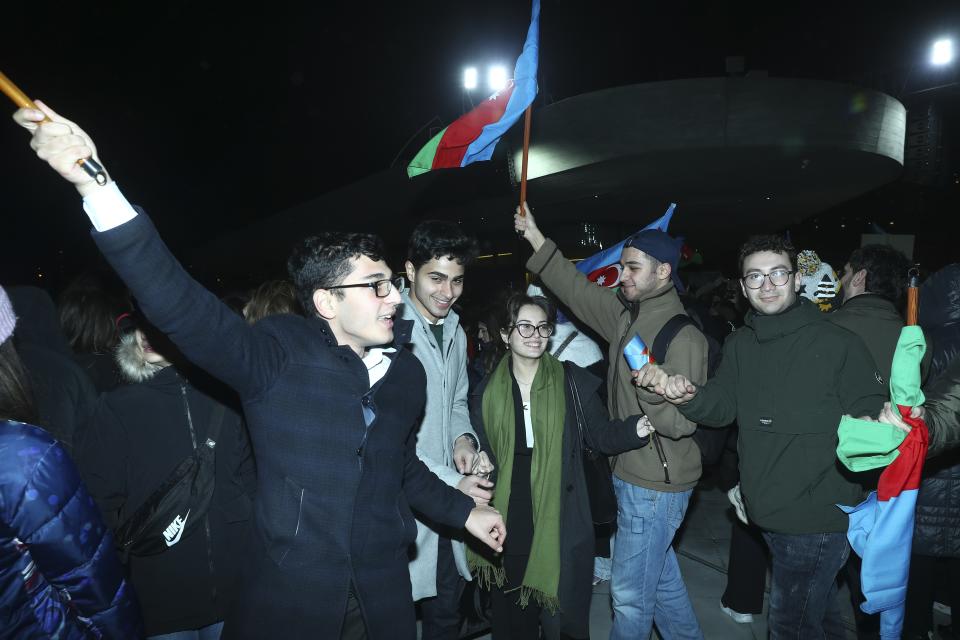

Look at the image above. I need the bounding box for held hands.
[513,201,545,251]
[458,474,495,506]
[12,101,107,196]
[465,505,507,553]
[632,364,698,405]
[874,401,924,433]
[453,435,480,473]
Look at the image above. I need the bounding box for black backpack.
[113,404,225,560]
[650,308,727,466]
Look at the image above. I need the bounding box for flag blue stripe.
[461,0,540,166]
[575,203,677,275]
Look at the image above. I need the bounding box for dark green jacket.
[679,298,887,534]
[828,293,931,386]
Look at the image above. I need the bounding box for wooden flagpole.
[906,266,920,326]
[518,103,533,214]
[0,70,107,185]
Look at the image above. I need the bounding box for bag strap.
[651,314,696,365]
[205,403,226,447]
[563,362,589,452]
[552,331,579,358]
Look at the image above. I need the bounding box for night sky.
[2,1,959,288]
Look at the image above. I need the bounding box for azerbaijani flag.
[836,326,930,640]
[407,0,540,178]
[575,203,676,288]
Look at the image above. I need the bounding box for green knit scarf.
[469,352,565,612]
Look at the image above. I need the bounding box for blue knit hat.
[0,286,16,344]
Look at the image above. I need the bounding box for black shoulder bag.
[114,403,225,560]
[564,362,618,525]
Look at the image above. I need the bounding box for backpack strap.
[651,314,696,365]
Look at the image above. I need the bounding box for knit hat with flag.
[0,286,16,344]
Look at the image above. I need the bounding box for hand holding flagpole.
[0,70,107,185]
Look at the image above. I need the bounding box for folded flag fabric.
[576,203,676,288]
[407,0,540,178]
[624,335,653,370]
[837,326,929,640]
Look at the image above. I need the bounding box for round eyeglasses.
[741,269,793,290]
[511,322,554,338]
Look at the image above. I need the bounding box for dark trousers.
[420,537,465,640]
[904,554,960,635]
[340,586,368,640]
[722,519,767,615]
[763,531,850,640]
[489,582,566,640]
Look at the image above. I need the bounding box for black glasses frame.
[327,275,405,298]
[741,269,794,290]
[510,322,555,338]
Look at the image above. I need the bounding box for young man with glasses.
[400,220,491,640]
[636,234,887,639]
[515,204,708,640]
[14,102,507,640]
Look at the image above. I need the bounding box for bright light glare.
[931,39,955,66]
[463,67,478,90]
[488,66,508,91]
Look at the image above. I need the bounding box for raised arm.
[515,203,624,342]
[13,103,286,398]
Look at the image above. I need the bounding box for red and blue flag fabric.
[407,0,539,178]
[574,203,676,288]
[837,326,929,640]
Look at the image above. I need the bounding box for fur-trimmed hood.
[115,332,167,383]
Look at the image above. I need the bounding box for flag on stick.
[407,1,540,178]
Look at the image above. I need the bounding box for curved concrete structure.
[200,76,905,277]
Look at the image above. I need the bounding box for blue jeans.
[148,621,224,640]
[762,531,850,640]
[610,478,703,640]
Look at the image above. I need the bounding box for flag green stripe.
[406,126,449,178]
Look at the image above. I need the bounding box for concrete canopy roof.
[201,76,905,277]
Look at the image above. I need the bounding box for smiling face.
[502,304,550,362]
[319,255,401,354]
[405,256,465,323]
[740,250,801,316]
[618,247,667,302]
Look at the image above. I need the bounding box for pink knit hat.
[0,286,16,344]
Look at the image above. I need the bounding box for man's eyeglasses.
[511,322,555,338]
[327,275,405,298]
[741,269,794,290]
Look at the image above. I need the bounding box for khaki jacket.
[527,239,708,491]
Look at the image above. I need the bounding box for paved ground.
[423,474,953,639]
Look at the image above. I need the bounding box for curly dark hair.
[738,235,797,275]
[846,244,911,304]
[287,232,385,316]
[407,220,479,270]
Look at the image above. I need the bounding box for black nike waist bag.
[114,405,224,560]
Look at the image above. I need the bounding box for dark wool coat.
[470,364,646,638]
[0,420,143,638]
[91,213,474,640]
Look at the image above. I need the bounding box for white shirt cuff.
[81,182,139,232]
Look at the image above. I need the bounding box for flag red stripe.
[431,82,517,170]
[877,405,929,501]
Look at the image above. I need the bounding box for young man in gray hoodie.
[402,221,491,640]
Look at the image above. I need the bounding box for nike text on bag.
[114,404,225,559]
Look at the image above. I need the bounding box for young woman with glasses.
[467,293,652,640]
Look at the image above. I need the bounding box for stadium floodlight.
[931,38,954,66]
[463,67,478,90]
[488,65,508,92]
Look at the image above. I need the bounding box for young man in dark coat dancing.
[14,101,506,640]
